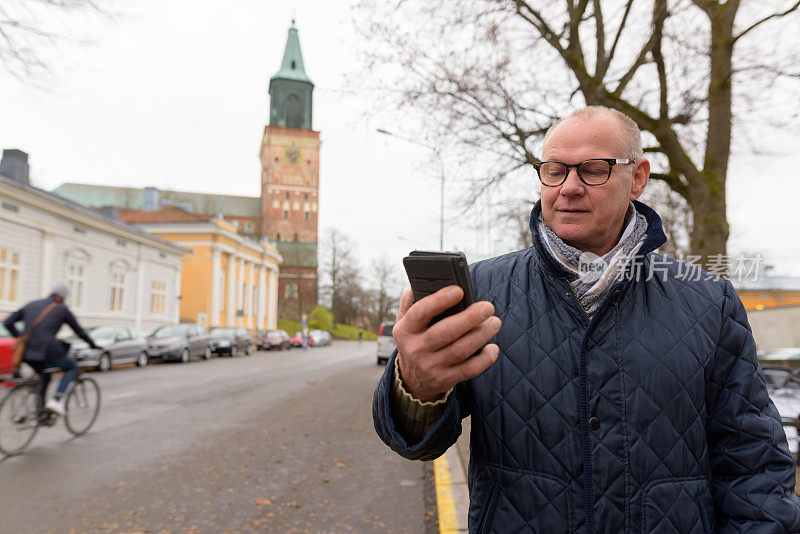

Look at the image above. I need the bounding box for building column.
[173,265,181,324]
[210,248,221,327]
[227,253,237,327]
[267,266,279,329]
[246,261,254,329]
[135,250,146,334]
[257,263,267,331]
[40,232,54,297]
[237,256,246,327]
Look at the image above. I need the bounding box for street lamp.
[377,128,446,251]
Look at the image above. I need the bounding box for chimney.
[143,186,160,211]
[0,149,30,185]
[100,206,118,220]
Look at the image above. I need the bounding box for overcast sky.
[1,0,798,279]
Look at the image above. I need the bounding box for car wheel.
[245,344,252,356]
[136,351,149,368]
[203,346,211,360]
[97,352,111,373]
[231,345,238,357]
[180,347,190,363]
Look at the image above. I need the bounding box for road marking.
[108,391,139,400]
[434,452,460,532]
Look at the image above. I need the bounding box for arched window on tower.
[286,94,303,128]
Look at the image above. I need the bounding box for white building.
[0,149,189,335]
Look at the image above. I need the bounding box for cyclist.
[2,281,98,415]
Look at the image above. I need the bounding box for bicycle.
[0,367,101,456]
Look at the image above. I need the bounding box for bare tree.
[320,228,362,325]
[366,256,402,329]
[354,0,800,267]
[0,0,108,81]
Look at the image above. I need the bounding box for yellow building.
[118,207,281,331]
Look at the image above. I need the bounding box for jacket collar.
[528,199,667,276]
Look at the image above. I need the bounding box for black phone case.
[403,250,475,326]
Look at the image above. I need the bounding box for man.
[3,281,98,415]
[373,107,800,532]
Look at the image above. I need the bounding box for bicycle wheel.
[0,385,40,456]
[64,377,101,436]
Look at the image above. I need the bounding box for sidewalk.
[433,417,471,532]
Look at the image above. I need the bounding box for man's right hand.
[393,285,501,403]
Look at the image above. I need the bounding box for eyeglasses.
[533,158,636,186]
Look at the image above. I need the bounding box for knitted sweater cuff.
[390,355,451,443]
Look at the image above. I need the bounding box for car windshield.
[88,326,116,340]
[0,323,10,337]
[381,324,393,336]
[266,331,282,338]
[150,326,186,338]
[211,328,234,336]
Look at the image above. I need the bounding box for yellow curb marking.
[434,453,460,532]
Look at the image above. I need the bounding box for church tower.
[259,22,321,320]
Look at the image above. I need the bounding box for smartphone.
[402,250,475,326]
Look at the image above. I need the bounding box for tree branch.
[592,0,606,78]
[651,0,669,120]
[734,0,800,42]
[604,0,635,72]
[613,31,658,94]
[650,172,690,198]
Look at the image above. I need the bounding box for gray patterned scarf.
[537,203,648,318]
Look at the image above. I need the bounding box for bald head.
[544,106,643,160]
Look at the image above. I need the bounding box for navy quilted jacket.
[374,200,800,533]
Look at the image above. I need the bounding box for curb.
[433,418,471,532]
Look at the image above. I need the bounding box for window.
[67,260,86,309]
[285,282,298,300]
[246,222,254,232]
[0,248,20,303]
[304,193,308,200]
[304,212,309,220]
[285,192,290,199]
[115,328,132,341]
[284,210,288,219]
[109,269,125,312]
[150,280,167,315]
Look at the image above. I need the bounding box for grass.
[276,318,377,341]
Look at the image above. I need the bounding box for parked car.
[209,327,252,357]
[376,322,396,365]
[309,329,332,347]
[147,324,212,362]
[289,331,313,348]
[68,325,149,371]
[760,348,800,370]
[0,321,15,375]
[258,329,291,350]
[762,364,800,457]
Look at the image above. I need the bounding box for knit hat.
[51,280,70,299]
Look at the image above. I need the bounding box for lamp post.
[377,128,445,251]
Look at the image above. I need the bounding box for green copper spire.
[271,22,313,84]
[269,22,314,130]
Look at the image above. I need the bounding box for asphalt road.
[0,341,433,533]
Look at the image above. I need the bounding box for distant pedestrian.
[3,281,98,415]
[358,331,363,344]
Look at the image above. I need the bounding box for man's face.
[540,113,649,256]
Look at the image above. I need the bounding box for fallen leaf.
[254,497,272,506]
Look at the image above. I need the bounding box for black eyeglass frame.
[533,158,637,186]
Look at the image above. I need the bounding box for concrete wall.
[747,306,800,351]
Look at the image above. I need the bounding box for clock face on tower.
[284,146,302,166]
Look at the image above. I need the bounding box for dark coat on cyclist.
[3,294,96,363]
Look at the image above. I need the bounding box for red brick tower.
[259,22,320,320]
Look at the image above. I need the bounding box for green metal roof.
[271,24,313,85]
[52,183,261,218]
